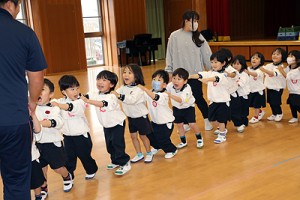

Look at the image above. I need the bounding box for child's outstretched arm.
[260,66,275,76]
[277,64,287,78]
[31,111,41,133]
[245,69,258,77]
[51,101,69,111]
[189,74,200,79]
[137,84,156,100]
[80,95,108,108]
[165,91,182,103]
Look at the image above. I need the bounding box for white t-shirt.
[166,82,195,109]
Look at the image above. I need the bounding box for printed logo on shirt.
[213,82,218,86]
[68,112,75,117]
[291,79,298,84]
[253,77,257,81]
[152,101,158,107]
[45,110,50,114]
[100,107,106,112]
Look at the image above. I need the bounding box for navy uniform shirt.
[0,8,47,126]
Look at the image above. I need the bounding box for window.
[16,0,28,25]
[81,0,104,66]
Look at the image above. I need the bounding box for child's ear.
[110,83,115,89]
[183,79,188,84]
[61,90,66,96]
[162,83,167,88]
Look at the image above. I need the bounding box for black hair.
[172,68,189,80]
[152,69,169,84]
[0,0,19,6]
[58,75,80,92]
[272,48,287,63]
[218,48,233,65]
[182,10,204,47]
[251,52,265,67]
[288,50,300,69]
[44,78,54,93]
[210,51,228,71]
[96,70,118,91]
[232,55,247,73]
[124,63,145,86]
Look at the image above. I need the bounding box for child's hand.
[80,95,88,102]
[51,101,59,107]
[244,69,249,74]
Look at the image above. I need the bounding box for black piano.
[117,34,162,66]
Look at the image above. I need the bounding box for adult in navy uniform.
[0,0,47,199]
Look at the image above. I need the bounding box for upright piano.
[117,34,162,67]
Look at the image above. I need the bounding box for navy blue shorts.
[36,142,67,170]
[208,102,230,123]
[173,106,196,124]
[128,116,152,135]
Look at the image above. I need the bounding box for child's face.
[251,55,261,68]
[152,75,167,91]
[37,84,53,105]
[63,86,80,101]
[211,58,225,71]
[123,67,135,85]
[96,78,114,93]
[272,50,282,64]
[172,75,187,90]
[232,60,242,72]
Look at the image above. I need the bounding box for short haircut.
[124,63,145,86]
[152,69,169,84]
[58,75,80,91]
[172,68,189,80]
[251,52,265,66]
[44,78,54,93]
[272,48,287,62]
[210,50,228,64]
[96,70,118,91]
[218,48,233,64]
[232,55,248,73]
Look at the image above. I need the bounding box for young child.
[51,75,98,180]
[190,51,230,144]
[34,78,73,194]
[278,50,300,123]
[166,68,204,149]
[232,55,251,129]
[260,48,287,122]
[245,52,266,123]
[219,48,244,133]
[138,69,178,159]
[113,64,153,163]
[29,113,46,200]
[81,70,131,175]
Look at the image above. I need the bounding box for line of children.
[51,75,98,180]
[190,51,230,144]
[34,78,73,196]
[81,70,131,175]
[113,64,153,163]
[138,69,178,158]
[166,68,204,149]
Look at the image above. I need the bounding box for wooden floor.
[1,60,300,200]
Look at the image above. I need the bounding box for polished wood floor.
[1,60,300,200]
